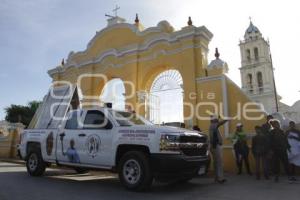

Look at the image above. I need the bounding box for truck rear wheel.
[118,151,153,191]
[26,150,46,176]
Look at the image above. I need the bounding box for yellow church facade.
[48,16,265,171]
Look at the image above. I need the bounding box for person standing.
[260,115,273,179]
[209,115,229,184]
[232,123,252,175]
[192,125,201,132]
[252,126,269,180]
[270,120,294,182]
[286,121,300,177]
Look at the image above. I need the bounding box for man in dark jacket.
[270,120,294,182]
[260,115,273,178]
[252,126,268,180]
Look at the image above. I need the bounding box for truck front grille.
[179,135,207,143]
[180,144,208,156]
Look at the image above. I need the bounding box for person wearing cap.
[209,115,229,184]
[232,123,252,175]
[260,114,274,179]
[270,119,295,182]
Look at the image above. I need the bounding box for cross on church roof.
[112,5,120,17]
[105,5,121,18]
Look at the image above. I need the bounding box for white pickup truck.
[19,108,209,190]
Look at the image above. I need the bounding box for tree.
[5,101,41,127]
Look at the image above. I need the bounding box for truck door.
[79,110,114,167]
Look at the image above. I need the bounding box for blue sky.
[1,0,299,120]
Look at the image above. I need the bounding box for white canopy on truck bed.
[28,85,79,129]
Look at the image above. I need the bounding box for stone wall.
[0,121,24,158]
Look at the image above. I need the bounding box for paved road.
[0,161,299,200]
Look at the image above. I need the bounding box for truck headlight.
[160,134,181,152]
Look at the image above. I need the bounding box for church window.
[257,72,263,93]
[254,47,259,60]
[246,49,251,61]
[247,73,253,93]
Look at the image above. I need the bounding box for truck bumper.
[150,154,209,180]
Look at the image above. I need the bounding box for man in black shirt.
[252,126,269,180]
[270,119,295,182]
[260,115,273,179]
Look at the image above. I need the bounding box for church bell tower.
[239,20,279,113]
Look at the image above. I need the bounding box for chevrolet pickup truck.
[19,108,209,190]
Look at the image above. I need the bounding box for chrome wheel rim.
[28,154,38,171]
[123,159,141,185]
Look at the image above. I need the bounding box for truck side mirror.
[105,121,113,129]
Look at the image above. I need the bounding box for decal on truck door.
[86,134,101,158]
[60,135,80,163]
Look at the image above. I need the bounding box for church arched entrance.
[100,78,125,110]
[148,70,184,124]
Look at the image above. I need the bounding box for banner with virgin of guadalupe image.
[288,131,300,166]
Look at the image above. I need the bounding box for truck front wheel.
[118,151,153,191]
[26,150,46,176]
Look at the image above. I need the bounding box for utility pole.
[269,51,279,112]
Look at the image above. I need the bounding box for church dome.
[207,48,228,73]
[245,21,260,35]
[208,58,227,68]
[244,20,262,40]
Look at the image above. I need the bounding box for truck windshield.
[109,110,153,126]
